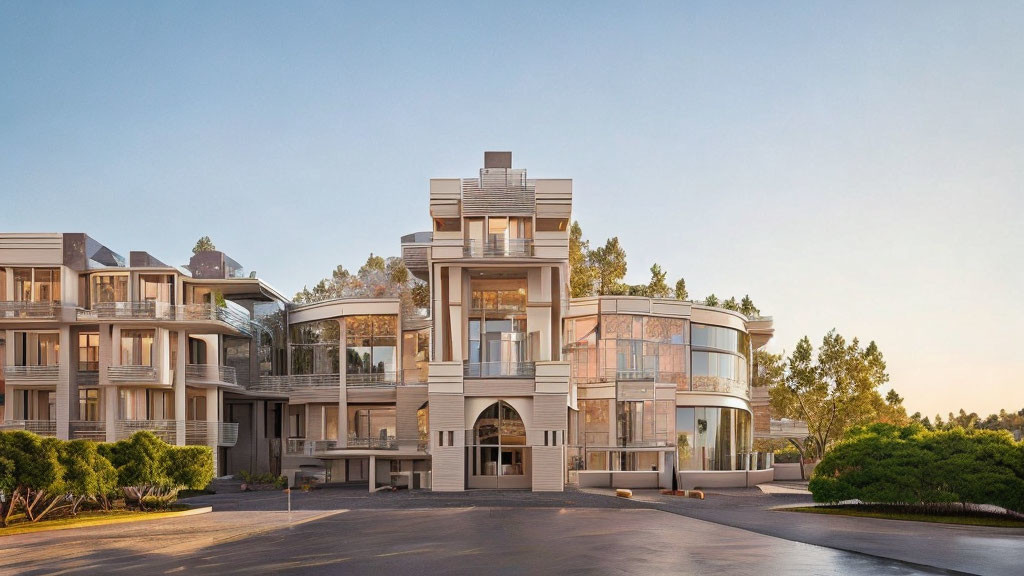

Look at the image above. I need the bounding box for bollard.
[285,488,291,514]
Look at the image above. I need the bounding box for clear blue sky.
[2,1,1022,419]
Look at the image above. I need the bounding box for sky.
[2,1,1022,419]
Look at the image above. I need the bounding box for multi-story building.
[1,151,778,491]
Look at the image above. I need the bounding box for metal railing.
[185,364,238,386]
[0,301,59,319]
[463,361,536,378]
[690,375,749,397]
[70,420,106,441]
[463,238,534,257]
[115,419,176,443]
[106,365,158,383]
[185,421,239,447]
[347,371,398,386]
[0,420,57,436]
[3,365,60,382]
[77,302,253,335]
[347,436,398,450]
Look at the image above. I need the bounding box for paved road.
[0,507,947,576]
[2,485,1021,575]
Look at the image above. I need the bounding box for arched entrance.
[467,401,531,489]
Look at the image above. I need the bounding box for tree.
[674,278,688,300]
[293,254,425,310]
[646,264,671,298]
[722,297,740,311]
[703,294,719,307]
[590,237,627,295]
[0,431,60,526]
[569,221,595,298]
[768,330,891,460]
[192,236,216,255]
[740,295,759,317]
[58,440,117,515]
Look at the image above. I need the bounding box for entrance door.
[467,401,531,489]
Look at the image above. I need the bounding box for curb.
[0,506,213,537]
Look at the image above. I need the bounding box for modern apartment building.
[1,152,779,491]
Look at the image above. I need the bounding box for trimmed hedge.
[809,423,1024,514]
[0,430,214,526]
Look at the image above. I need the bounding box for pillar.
[175,331,187,446]
[100,324,117,442]
[56,326,71,439]
[206,385,219,473]
[368,455,376,493]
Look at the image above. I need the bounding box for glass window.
[91,275,129,306]
[345,315,397,376]
[79,333,99,371]
[677,407,751,471]
[121,329,154,366]
[79,389,100,421]
[290,320,340,375]
[692,323,749,358]
[33,269,60,303]
[13,269,31,301]
[139,274,174,303]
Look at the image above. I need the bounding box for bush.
[773,444,803,464]
[810,423,1024,513]
[100,431,214,509]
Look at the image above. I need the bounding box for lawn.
[0,506,193,536]
[781,504,1024,528]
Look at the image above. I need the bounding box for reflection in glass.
[676,407,752,471]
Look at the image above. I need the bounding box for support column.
[368,455,376,493]
[4,330,14,423]
[206,385,219,474]
[56,326,71,439]
[101,324,117,442]
[175,331,187,446]
[338,318,348,448]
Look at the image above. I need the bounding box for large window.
[468,276,530,376]
[139,274,174,303]
[469,401,527,487]
[120,330,154,366]
[566,314,685,387]
[676,407,752,471]
[290,320,340,375]
[347,405,396,445]
[12,268,60,303]
[13,332,60,366]
[692,324,750,358]
[691,351,748,395]
[91,274,129,306]
[79,389,99,421]
[345,315,397,377]
[78,333,99,371]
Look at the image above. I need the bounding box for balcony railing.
[3,365,60,383]
[185,364,238,387]
[285,439,337,455]
[690,375,749,397]
[0,420,57,436]
[77,302,253,335]
[106,365,158,384]
[185,421,239,447]
[347,371,398,386]
[769,419,810,437]
[0,301,59,319]
[347,436,398,450]
[464,361,536,378]
[70,420,106,441]
[115,419,176,443]
[463,238,534,258]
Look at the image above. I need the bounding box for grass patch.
[781,504,1024,528]
[0,506,192,537]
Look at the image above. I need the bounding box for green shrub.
[810,423,1024,513]
[773,444,802,464]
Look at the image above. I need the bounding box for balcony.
[463,238,533,258]
[70,420,106,441]
[115,419,177,443]
[0,301,59,319]
[347,371,398,387]
[4,365,60,385]
[691,375,749,397]
[106,365,158,384]
[286,438,337,455]
[185,364,238,387]
[185,420,240,447]
[347,436,398,450]
[77,370,99,386]
[0,420,57,436]
[464,361,536,378]
[77,302,253,336]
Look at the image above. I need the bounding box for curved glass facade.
[565,314,686,388]
[691,323,750,358]
[676,407,752,471]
